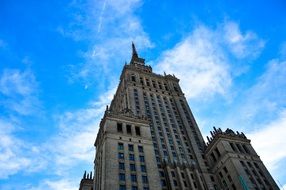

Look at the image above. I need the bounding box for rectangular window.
[118,143,124,150]
[139,155,145,162]
[119,185,126,190]
[117,123,123,132]
[128,144,134,151]
[161,180,166,186]
[129,154,135,161]
[173,180,178,186]
[143,187,149,190]
[119,162,125,170]
[141,165,146,172]
[130,164,136,171]
[127,125,132,134]
[142,175,148,184]
[131,174,137,182]
[138,145,144,153]
[131,75,136,82]
[135,126,141,136]
[119,173,125,181]
[118,153,124,159]
[132,186,138,190]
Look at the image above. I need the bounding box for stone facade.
[205,127,279,190]
[79,43,279,190]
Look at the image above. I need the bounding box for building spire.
[132,42,138,58]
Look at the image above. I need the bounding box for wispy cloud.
[222,21,265,59]
[29,178,77,190]
[0,118,47,179]
[154,21,264,100]
[60,0,152,88]
[0,69,41,116]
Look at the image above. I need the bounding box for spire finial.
[132,42,138,58]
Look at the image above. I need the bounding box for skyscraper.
[79,43,279,190]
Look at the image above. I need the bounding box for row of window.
[118,153,145,162]
[230,142,250,154]
[119,184,149,190]
[117,123,141,136]
[118,143,144,153]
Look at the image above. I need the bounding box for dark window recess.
[135,126,141,136]
[142,175,148,183]
[119,162,125,170]
[131,174,137,182]
[242,144,250,154]
[119,173,125,181]
[118,153,124,159]
[128,144,134,151]
[141,165,146,172]
[118,143,124,150]
[130,164,136,171]
[223,167,228,173]
[215,148,221,157]
[127,125,132,134]
[131,75,136,82]
[138,145,144,153]
[117,123,123,132]
[119,185,126,190]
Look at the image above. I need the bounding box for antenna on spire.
[132,42,138,58]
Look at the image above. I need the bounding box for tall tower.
[94,43,214,190]
[91,43,279,190]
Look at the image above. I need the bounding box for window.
[142,175,148,184]
[128,144,134,151]
[117,123,123,132]
[143,187,149,190]
[230,142,236,152]
[173,180,178,186]
[118,153,124,159]
[223,167,228,173]
[118,143,124,150]
[141,165,146,172]
[119,173,125,181]
[127,125,132,134]
[129,154,135,161]
[161,180,166,186]
[131,75,136,82]
[130,164,136,171]
[242,144,250,154]
[159,171,165,177]
[139,155,145,162]
[171,171,175,177]
[131,174,137,182]
[119,185,126,190]
[215,148,221,157]
[119,162,125,170]
[132,186,138,190]
[138,145,144,153]
[135,126,141,136]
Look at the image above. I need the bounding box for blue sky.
[0,0,286,189]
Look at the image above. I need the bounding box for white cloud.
[249,110,286,170]
[223,22,265,59]
[233,59,286,127]
[29,179,77,190]
[0,69,41,115]
[155,21,264,100]
[0,119,46,179]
